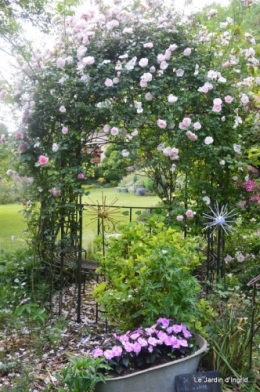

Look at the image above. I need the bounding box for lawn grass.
[81,188,160,253]
[0,188,160,253]
[0,204,27,252]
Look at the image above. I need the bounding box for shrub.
[135,187,146,196]
[93,217,212,331]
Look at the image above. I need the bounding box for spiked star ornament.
[202,202,237,235]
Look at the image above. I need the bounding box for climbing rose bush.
[9,0,257,246]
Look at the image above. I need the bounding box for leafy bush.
[58,356,111,392]
[135,187,146,196]
[93,216,212,331]
[0,249,49,321]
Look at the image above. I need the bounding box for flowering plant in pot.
[91,318,208,392]
[92,318,196,376]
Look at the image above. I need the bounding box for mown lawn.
[0,204,27,252]
[0,188,160,252]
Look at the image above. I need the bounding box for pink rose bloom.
[179,122,186,130]
[82,56,95,65]
[164,49,171,60]
[186,209,194,219]
[241,94,249,104]
[149,66,156,73]
[198,85,209,93]
[162,147,172,157]
[193,122,201,130]
[177,215,184,221]
[212,104,222,112]
[224,95,233,104]
[204,136,214,145]
[19,143,27,152]
[157,119,167,128]
[105,78,113,87]
[14,131,23,139]
[143,42,153,48]
[157,54,165,63]
[237,254,245,262]
[160,61,168,70]
[141,72,152,82]
[186,131,198,141]
[56,58,66,68]
[103,124,110,133]
[139,58,148,67]
[131,129,138,136]
[38,155,49,165]
[182,117,191,127]
[221,116,226,122]
[140,79,147,88]
[77,173,85,179]
[145,92,153,101]
[183,47,192,56]
[62,126,68,134]
[59,105,66,113]
[49,187,61,197]
[213,98,222,105]
[111,127,119,136]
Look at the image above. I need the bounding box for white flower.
[122,149,130,157]
[82,56,95,65]
[202,196,211,205]
[233,144,241,154]
[224,255,233,263]
[139,58,148,68]
[59,106,66,113]
[204,136,214,145]
[52,143,59,152]
[167,94,178,103]
[176,68,184,77]
[125,57,137,71]
[219,160,225,165]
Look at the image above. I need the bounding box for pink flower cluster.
[92,318,194,374]
[162,146,179,160]
[49,187,61,197]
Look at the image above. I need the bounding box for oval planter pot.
[95,334,208,392]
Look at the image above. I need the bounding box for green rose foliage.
[11,0,257,248]
[93,217,213,331]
